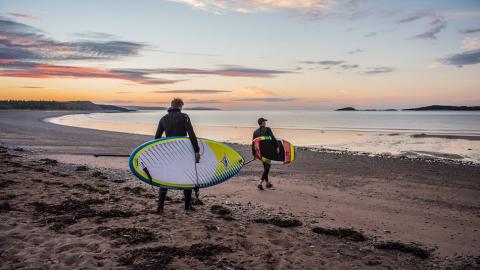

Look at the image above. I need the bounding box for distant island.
[336,105,480,111]
[336,107,397,111]
[403,105,480,111]
[336,107,356,111]
[0,100,131,112]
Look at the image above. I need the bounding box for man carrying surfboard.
[154,98,200,213]
[252,117,278,190]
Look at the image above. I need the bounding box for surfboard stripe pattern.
[129,137,244,189]
[253,136,295,165]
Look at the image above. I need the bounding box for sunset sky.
[1,0,479,109]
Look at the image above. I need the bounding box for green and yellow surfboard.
[129,137,244,189]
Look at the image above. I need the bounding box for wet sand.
[1,110,480,269]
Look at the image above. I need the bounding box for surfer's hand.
[195,152,201,163]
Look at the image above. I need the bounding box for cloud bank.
[0,61,181,85]
[396,12,446,40]
[153,89,231,94]
[0,17,144,61]
[235,98,297,102]
[300,60,388,74]
[363,66,395,75]
[0,60,291,84]
[7,13,38,20]
[459,28,480,34]
[169,0,339,14]
[0,17,291,84]
[440,48,480,67]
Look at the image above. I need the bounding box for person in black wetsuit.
[252,117,278,190]
[154,98,200,213]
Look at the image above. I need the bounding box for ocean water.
[47,110,480,163]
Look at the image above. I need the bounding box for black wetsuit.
[154,107,200,211]
[252,126,278,182]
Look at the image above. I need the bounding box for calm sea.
[47,110,480,163]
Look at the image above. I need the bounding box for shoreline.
[46,110,480,136]
[1,110,480,268]
[45,111,480,165]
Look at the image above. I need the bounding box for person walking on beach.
[252,117,278,190]
[154,98,200,213]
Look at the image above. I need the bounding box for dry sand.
[1,110,480,269]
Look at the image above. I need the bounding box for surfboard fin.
[140,162,154,188]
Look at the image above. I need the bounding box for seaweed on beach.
[438,255,480,270]
[119,246,182,269]
[91,171,108,179]
[210,205,231,216]
[0,202,13,213]
[31,199,135,230]
[42,181,63,186]
[46,215,78,231]
[119,243,233,269]
[210,205,235,220]
[34,205,94,231]
[0,153,20,159]
[72,183,103,193]
[312,227,367,242]
[0,194,16,201]
[96,209,136,219]
[50,171,70,177]
[161,196,184,204]
[112,179,126,183]
[123,186,156,199]
[189,243,233,261]
[123,186,146,195]
[98,227,156,245]
[0,180,17,189]
[5,161,22,167]
[39,158,58,165]
[254,217,302,228]
[83,198,105,205]
[374,241,431,259]
[75,165,89,171]
[31,199,100,217]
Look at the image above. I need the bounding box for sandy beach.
[1,110,480,269]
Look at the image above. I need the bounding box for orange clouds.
[0,61,180,85]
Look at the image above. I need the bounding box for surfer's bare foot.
[156,207,164,215]
[266,182,273,188]
[257,184,264,190]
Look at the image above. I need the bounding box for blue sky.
[1,0,479,109]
